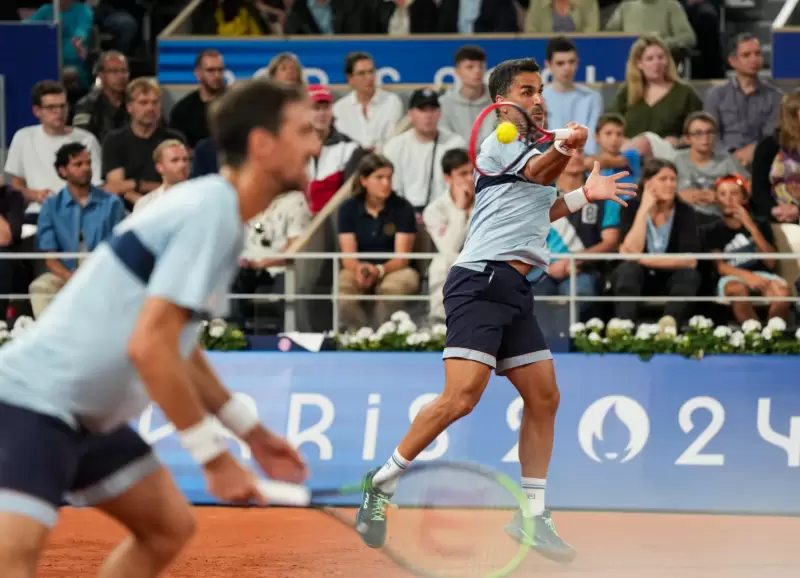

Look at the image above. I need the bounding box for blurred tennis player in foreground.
[0,80,316,578]
[357,58,636,562]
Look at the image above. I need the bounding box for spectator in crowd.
[606,0,696,63]
[333,52,404,150]
[704,34,783,170]
[524,0,599,33]
[169,49,227,149]
[102,78,185,211]
[263,52,304,85]
[305,84,365,215]
[674,111,747,224]
[703,174,790,323]
[535,148,620,317]
[72,51,131,145]
[439,45,493,144]
[680,0,725,80]
[378,0,443,34]
[751,91,800,224]
[194,0,270,36]
[422,149,474,321]
[0,185,26,323]
[543,36,604,155]
[609,35,702,162]
[29,143,124,318]
[190,137,220,178]
[337,153,419,329]
[5,81,102,218]
[92,0,140,55]
[284,0,381,34]
[612,158,702,325]
[234,190,311,332]
[383,89,466,214]
[27,0,93,88]
[133,140,190,213]
[585,113,640,185]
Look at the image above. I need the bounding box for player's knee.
[527,383,561,420]
[139,508,196,561]
[437,390,481,421]
[0,539,40,578]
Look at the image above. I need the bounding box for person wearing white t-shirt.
[332,52,403,150]
[133,139,190,213]
[383,88,466,213]
[4,80,102,217]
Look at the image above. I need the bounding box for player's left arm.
[550,161,637,222]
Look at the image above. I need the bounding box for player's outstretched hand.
[204,452,265,505]
[584,161,638,206]
[245,424,309,484]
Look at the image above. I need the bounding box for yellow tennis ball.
[496,121,518,144]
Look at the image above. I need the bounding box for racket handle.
[550,128,574,140]
[256,479,312,506]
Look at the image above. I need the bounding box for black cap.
[409,88,440,109]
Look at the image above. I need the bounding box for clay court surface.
[41,507,800,577]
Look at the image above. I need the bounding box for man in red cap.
[305,84,366,215]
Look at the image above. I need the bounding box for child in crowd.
[584,113,640,187]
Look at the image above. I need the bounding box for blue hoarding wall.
[135,353,800,515]
[0,23,60,146]
[157,35,637,86]
[772,30,800,79]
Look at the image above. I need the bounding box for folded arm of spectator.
[9,176,50,206]
[37,202,73,283]
[422,199,470,259]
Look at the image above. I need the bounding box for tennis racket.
[256,461,534,578]
[468,101,574,178]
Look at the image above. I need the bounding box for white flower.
[608,318,635,333]
[0,329,9,341]
[689,315,703,329]
[338,334,352,346]
[729,331,745,348]
[795,328,800,340]
[586,318,604,331]
[761,327,773,341]
[355,327,374,341]
[432,323,447,336]
[713,326,732,339]
[368,334,382,343]
[700,317,714,329]
[416,331,432,343]
[767,317,787,333]
[13,315,34,332]
[569,322,586,337]
[0,320,6,331]
[208,318,227,338]
[396,319,417,334]
[376,321,397,337]
[588,332,601,342]
[662,325,677,337]
[390,311,411,324]
[741,319,762,334]
[635,323,658,340]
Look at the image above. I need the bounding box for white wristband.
[554,140,573,156]
[179,416,228,465]
[217,396,260,438]
[564,188,589,213]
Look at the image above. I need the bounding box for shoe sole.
[504,524,577,564]
[356,471,386,549]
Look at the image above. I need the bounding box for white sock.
[372,448,409,494]
[521,477,546,517]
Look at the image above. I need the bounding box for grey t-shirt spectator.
[674,149,747,217]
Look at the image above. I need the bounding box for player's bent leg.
[358,358,493,548]
[66,425,194,578]
[0,513,51,578]
[94,468,195,578]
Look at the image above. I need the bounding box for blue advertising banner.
[772,29,800,79]
[135,353,800,515]
[0,23,60,146]
[157,35,637,86]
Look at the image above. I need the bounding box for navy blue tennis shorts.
[0,401,160,527]
[442,261,552,374]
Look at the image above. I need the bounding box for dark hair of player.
[208,79,306,168]
[441,148,471,175]
[54,142,87,172]
[488,58,541,102]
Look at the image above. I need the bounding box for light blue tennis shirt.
[455,129,557,277]
[0,175,244,433]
